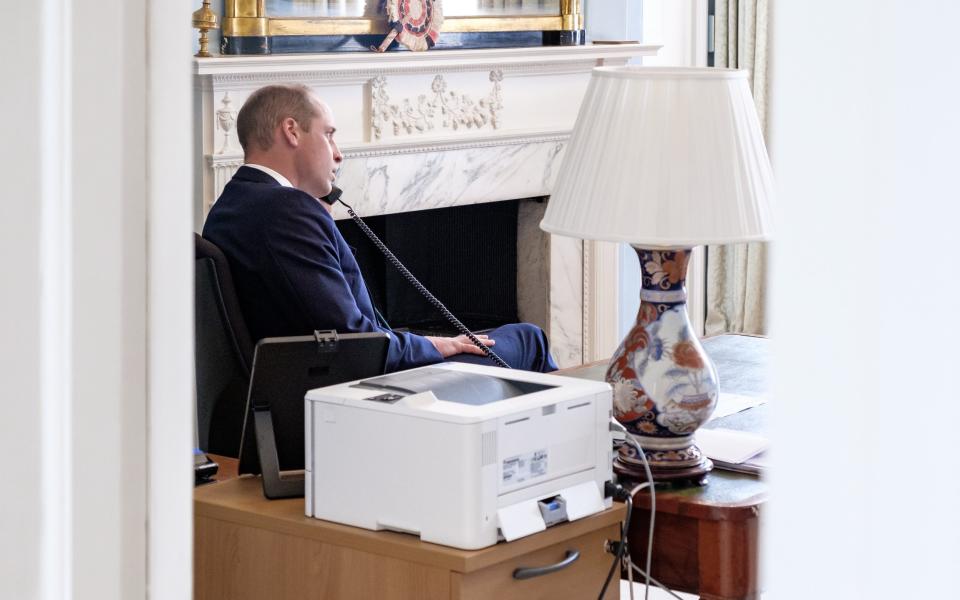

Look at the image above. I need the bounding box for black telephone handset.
[322,186,511,369]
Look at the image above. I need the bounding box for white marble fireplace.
[194,43,659,368]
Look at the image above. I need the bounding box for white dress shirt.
[245,163,293,188]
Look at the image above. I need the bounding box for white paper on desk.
[695,428,770,464]
[710,392,767,420]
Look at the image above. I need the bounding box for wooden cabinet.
[195,477,624,600]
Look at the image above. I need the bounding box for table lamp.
[540,67,775,483]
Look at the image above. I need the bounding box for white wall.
[586,0,643,42]
[1,5,50,595]
[148,3,196,599]
[0,1,193,598]
[767,1,960,597]
[640,0,708,68]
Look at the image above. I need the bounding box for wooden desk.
[563,334,768,600]
[195,469,625,599]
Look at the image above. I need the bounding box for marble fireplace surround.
[194,43,659,368]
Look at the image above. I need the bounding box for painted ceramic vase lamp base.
[606,247,719,485]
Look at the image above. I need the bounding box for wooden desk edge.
[631,490,767,521]
[195,477,626,574]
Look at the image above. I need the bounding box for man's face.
[294,99,342,199]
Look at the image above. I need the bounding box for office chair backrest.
[194,233,255,457]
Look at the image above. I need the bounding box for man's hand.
[426,334,495,358]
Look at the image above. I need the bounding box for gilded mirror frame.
[221,0,584,54]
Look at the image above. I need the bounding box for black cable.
[603,419,658,600]
[372,305,392,330]
[599,485,633,599]
[625,558,687,600]
[336,195,512,369]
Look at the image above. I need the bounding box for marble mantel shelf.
[195,42,659,214]
[194,43,661,77]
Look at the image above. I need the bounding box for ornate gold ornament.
[192,0,220,58]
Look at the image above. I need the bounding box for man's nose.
[333,143,343,162]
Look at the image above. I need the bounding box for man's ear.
[279,117,301,148]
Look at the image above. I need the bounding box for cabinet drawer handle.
[512,549,580,580]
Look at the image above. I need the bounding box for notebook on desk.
[699,393,769,475]
[696,427,769,475]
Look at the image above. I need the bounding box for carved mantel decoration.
[370,71,503,140]
[194,44,660,367]
[191,0,219,58]
[215,92,238,154]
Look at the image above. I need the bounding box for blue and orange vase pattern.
[606,247,718,480]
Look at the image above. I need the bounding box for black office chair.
[194,233,254,457]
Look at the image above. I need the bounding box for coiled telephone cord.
[337,197,512,369]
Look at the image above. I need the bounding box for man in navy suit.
[203,84,557,373]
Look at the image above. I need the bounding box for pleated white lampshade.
[540,67,775,246]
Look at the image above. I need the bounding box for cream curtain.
[704,0,771,335]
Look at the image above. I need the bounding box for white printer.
[304,361,614,550]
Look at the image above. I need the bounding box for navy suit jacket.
[202,166,443,372]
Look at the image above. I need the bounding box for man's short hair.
[236,84,320,153]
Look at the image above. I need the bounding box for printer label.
[502,449,548,485]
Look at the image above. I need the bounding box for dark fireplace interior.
[337,200,520,336]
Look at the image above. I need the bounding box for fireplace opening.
[337,200,521,336]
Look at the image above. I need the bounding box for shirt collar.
[244,163,294,188]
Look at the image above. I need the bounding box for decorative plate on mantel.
[372,0,445,53]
